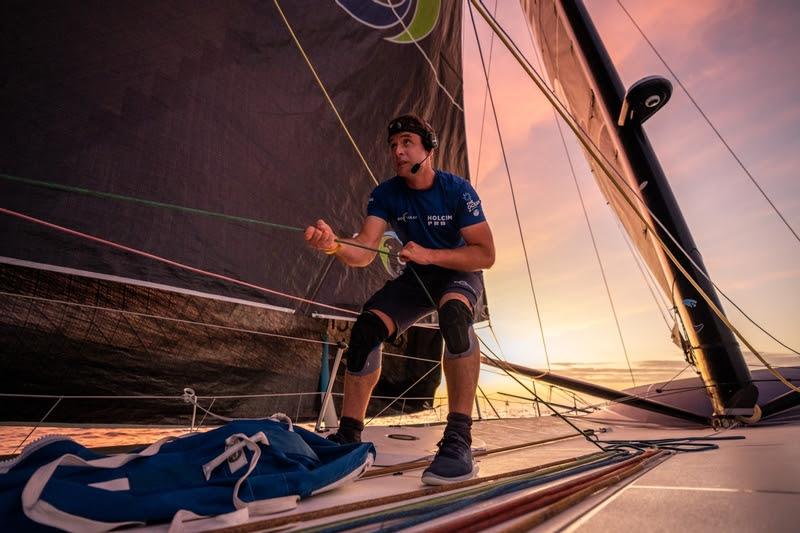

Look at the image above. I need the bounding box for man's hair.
[387,114,438,151]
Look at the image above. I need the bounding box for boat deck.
[135,416,798,532]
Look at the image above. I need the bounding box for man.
[304,114,495,484]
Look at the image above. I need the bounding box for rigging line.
[388,1,464,113]
[477,384,501,418]
[655,363,693,393]
[502,2,800,360]
[0,291,343,346]
[472,0,500,191]
[467,0,552,371]
[522,7,640,387]
[0,173,302,233]
[470,0,800,394]
[364,361,443,426]
[272,0,378,186]
[11,397,62,455]
[476,331,593,409]
[553,106,637,388]
[477,328,593,408]
[613,213,674,333]
[616,0,800,246]
[0,207,359,316]
[0,173,414,265]
[477,338,605,451]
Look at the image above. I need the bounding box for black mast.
[553,0,757,418]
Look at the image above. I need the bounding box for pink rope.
[0,207,358,316]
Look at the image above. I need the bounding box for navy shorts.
[363,265,484,340]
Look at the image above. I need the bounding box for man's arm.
[304,216,388,267]
[400,221,495,271]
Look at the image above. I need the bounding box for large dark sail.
[520,0,757,418]
[0,1,469,423]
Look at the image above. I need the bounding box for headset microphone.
[410,151,432,174]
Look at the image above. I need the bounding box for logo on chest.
[427,214,453,227]
[397,212,418,223]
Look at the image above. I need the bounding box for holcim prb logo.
[336,0,441,43]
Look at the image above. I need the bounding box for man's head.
[387,114,438,177]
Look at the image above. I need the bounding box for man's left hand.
[400,241,433,265]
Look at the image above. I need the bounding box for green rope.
[0,172,398,257]
[1,173,302,233]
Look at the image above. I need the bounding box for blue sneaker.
[421,430,478,485]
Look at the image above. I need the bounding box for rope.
[472,0,499,191]
[616,0,800,246]
[469,0,800,395]
[365,361,442,425]
[467,0,551,371]
[272,0,378,186]
[0,173,301,233]
[11,397,62,454]
[0,207,359,316]
[590,434,745,453]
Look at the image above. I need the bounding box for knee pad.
[439,300,475,357]
[346,311,389,375]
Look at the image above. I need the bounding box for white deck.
[174,417,799,532]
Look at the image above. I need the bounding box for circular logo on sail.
[336,0,441,43]
[379,231,406,277]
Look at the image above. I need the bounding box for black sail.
[0,1,468,423]
[520,0,757,417]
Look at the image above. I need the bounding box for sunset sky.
[459,0,800,394]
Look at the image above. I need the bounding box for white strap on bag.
[21,435,178,532]
[200,432,299,516]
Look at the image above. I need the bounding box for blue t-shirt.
[367,170,486,250]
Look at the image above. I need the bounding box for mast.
[522,0,757,419]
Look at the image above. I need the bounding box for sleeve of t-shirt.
[366,183,390,221]
[456,180,487,229]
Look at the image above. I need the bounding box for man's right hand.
[304,219,338,253]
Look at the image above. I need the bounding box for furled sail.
[0,1,470,422]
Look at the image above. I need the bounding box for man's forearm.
[333,237,377,267]
[428,244,494,271]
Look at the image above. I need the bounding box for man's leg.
[440,293,480,415]
[329,309,395,444]
[422,292,479,485]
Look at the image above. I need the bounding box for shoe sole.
[421,464,479,485]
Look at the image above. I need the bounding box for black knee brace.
[439,299,474,355]
[346,311,389,374]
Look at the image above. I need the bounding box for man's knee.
[439,299,476,358]
[346,311,389,375]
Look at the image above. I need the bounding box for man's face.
[388,132,428,176]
